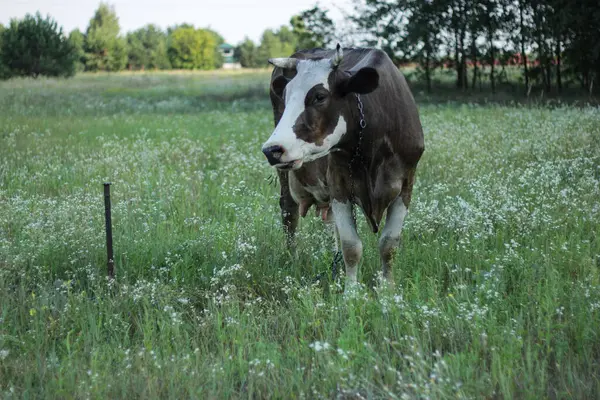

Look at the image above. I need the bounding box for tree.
[0,24,8,79]
[291,6,334,50]
[351,0,411,63]
[443,0,470,90]
[513,0,531,93]
[126,24,170,70]
[168,27,218,70]
[84,3,127,71]
[0,13,76,79]
[465,0,483,90]
[68,28,86,72]
[235,37,261,68]
[530,0,553,92]
[167,24,223,68]
[559,0,600,93]
[205,28,225,69]
[166,23,194,36]
[406,0,444,93]
[257,26,298,64]
[477,0,507,94]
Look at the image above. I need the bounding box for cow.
[262,45,424,290]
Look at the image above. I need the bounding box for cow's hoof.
[375,279,396,300]
[343,280,362,299]
[378,275,395,290]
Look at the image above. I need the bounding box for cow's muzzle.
[262,145,285,166]
[262,144,304,170]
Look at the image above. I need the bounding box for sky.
[1,0,354,45]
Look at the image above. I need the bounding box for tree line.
[352,0,600,94]
[0,3,332,79]
[1,0,598,96]
[0,3,227,78]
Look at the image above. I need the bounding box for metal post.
[104,183,114,279]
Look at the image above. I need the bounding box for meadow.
[0,70,599,399]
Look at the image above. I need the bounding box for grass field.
[1,71,599,399]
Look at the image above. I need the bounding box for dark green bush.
[0,12,76,79]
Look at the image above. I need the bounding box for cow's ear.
[337,67,379,96]
[271,75,289,98]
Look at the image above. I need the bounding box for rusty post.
[104,183,114,279]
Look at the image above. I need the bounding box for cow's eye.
[314,93,327,104]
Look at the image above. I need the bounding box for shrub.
[0,13,76,79]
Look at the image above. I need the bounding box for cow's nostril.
[262,145,285,165]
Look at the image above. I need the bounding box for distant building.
[218,43,241,69]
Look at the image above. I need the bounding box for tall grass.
[0,71,599,398]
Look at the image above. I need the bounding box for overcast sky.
[1,0,354,44]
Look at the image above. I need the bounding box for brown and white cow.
[262,45,424,290]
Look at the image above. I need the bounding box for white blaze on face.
[263,59,347,165]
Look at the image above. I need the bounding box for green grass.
[1,71,600,399]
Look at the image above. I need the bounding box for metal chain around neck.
[349,93,367,223]
[350,93,367,166]
[356,93,367,131]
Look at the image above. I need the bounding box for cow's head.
[262,45,379,170]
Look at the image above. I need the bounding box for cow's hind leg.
[331,200,362,290]
[379,169,415,284]
[379,195,408,284]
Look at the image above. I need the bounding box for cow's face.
[262,49,379,170]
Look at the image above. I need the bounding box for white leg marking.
[331,200,362,287]
[379,196,408,282]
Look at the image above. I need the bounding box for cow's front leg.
[378,195,408,285]
[278,170,298,247]
[331,200,362,289]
